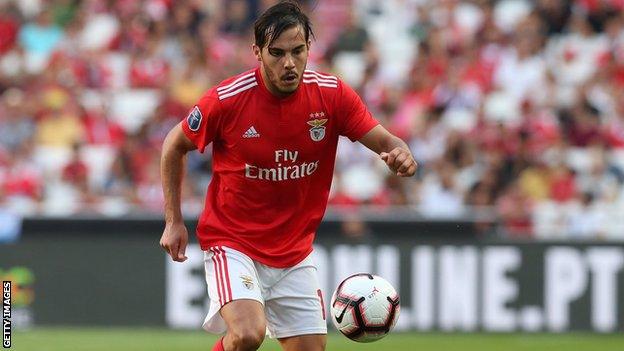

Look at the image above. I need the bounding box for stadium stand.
[1,0,624,239]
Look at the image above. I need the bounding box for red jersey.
[181,68,378,267]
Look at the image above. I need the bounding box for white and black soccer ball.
[330,273,400,343]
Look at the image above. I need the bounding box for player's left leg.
[257,251,327,351]
[277,334,326,351]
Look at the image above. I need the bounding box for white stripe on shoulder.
[303,73,337,82]
[217,76,256,95]
[218,81,258,100]
[304,70,338,81]
[217,72,256,92]
[302,79,338,88]
[303,74,337,84]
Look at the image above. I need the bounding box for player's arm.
[159,123,197,262]
[358,125,417,177]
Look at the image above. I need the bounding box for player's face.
[254,25,310,97]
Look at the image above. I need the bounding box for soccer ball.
[330,273,400,342]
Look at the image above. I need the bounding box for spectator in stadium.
[61,143,89,192]
[0,88,34,153]
[18,8,64,72]
[536,0,572,35]
[496,180,533,238]
[0,143,43,213]
[158,3,416,351]
[340,213,375,245]
[325,10,370,62]
[34,96,84,149]
[0,2,19,56]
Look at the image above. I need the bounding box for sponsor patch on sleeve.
[186,106,202,132]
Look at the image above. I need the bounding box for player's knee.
[229,327,265,350]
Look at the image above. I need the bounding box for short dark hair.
[254,1,314,49]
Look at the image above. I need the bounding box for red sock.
[212,337,225,351]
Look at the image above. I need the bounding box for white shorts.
[202,246,327,339]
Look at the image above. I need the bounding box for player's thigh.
[220,299,266,338]
[262,254,327,339]
[278,334,326,351]
[203,246,265,334]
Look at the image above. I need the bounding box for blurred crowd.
[1,0,624,240]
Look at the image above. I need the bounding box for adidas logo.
[243,126,260,138]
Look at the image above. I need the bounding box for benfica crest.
[240,274,254,290]
[307,118,328,141]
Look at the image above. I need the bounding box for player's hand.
[380,147,417,177]
[160,221,189,262]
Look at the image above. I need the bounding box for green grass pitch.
[13,328,624,351]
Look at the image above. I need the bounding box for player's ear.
[252,44,262,62]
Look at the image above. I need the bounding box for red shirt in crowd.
[0,15,18,54]
[182,68,378,267]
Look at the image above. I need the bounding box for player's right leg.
[203,246,266,351]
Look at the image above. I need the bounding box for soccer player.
[159,2,416,351]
